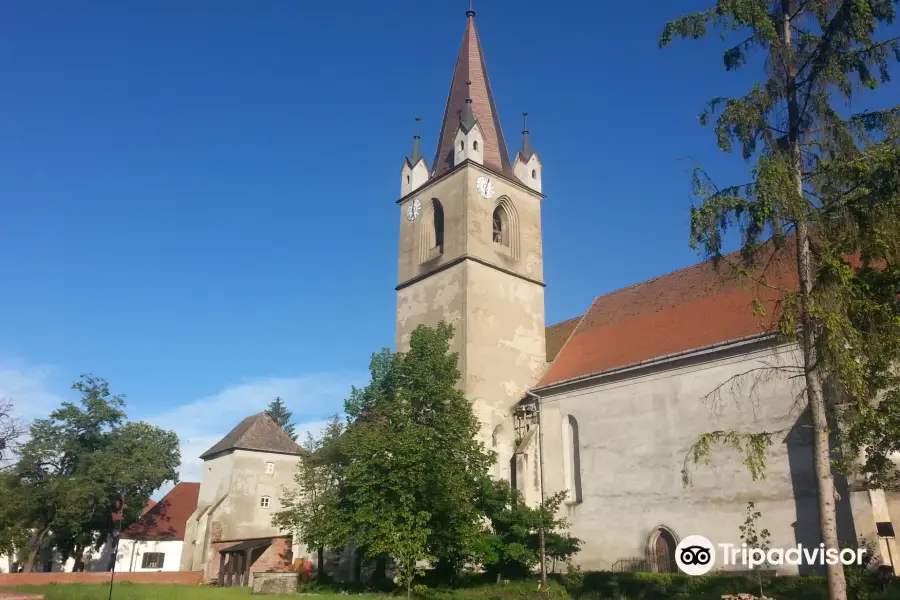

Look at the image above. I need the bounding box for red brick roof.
[545,316,583,363]
[539,245,800,388]
[432,12,511,178]
[122,482,200,541]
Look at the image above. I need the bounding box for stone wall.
[251,572,298,595]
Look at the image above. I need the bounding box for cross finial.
[466,80,473,104]
[414,116,421,139]
[522,112,529,133]
[466,0,475,18]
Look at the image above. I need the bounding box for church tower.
[395,8,547,465]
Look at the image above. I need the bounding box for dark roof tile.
[199,413,303,460]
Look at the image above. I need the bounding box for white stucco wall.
[115,539,184,572]
[538,339,868,574]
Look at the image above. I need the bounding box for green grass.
[0,580,568,600]
[0,582,383,600]
[8,571,900,600]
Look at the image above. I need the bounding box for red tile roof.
[140,500,156,516]
[122,482,200,541]
[432,12,511,178]
[539,244,800,388]
[545,316,583,363]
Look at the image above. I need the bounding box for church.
[394,7,900,575]
[176,8,900,583]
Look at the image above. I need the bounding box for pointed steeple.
[406,116,424,166]
[432,9,511,178]
[518,112,535,162]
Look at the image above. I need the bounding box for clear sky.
[1,0,897,491]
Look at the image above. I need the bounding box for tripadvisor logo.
[676,535,716,575]
[675,535,867,575]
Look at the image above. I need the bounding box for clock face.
[476,176,494,199]
[406,198,421,221]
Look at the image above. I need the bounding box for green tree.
[661,3,899,600]
[334,323,495,583]
[0,398,25,469]
[272,414,345,575]
[739,501,771,597]
[266,397,297,441]
[474,478,581,581]
[0,471,30,563]
[13,374,180,571]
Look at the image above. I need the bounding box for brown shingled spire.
[432,9,511,178]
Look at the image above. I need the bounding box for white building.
[114,482,200,572]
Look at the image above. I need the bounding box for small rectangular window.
[265,462,275,475]
[141,552,165,569]
[260,496,271,509]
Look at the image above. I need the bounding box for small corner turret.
[401,116,429,197]
[513,112,542,193]
[453,81,485,167]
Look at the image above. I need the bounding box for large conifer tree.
[661,3,899,599]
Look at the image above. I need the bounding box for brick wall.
[251,538,293,577]
[0,571,203,587]
[209,537,293,585]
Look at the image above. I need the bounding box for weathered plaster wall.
[465,261,545,448]
[199,452,235,505]
[539,341,861,573]
[396,162,546,451]
[217,449,300,541]
[396,264,466,355]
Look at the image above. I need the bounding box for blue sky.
[1,0,898,489]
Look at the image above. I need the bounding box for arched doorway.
[650,527,678,573]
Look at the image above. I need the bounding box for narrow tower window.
[459,141,465,151]
[532,169,537,179]
[473,141,479,151]
[567,415,583,504]
[492,206,508,246]
[433,199,444,252]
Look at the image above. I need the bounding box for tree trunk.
[23,526,51,573]
[317,546,324,575]
[797,221,849,600]
[782,3,847,600]
[72,544,85,572]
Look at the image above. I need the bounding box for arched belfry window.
[417,198,445,264]
[491,197,520,260]
[433,199,444,251]
[564,414,583,504]
[492,206,507,246]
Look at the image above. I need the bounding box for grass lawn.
[0,583,385,600]
[0,580,565,600]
